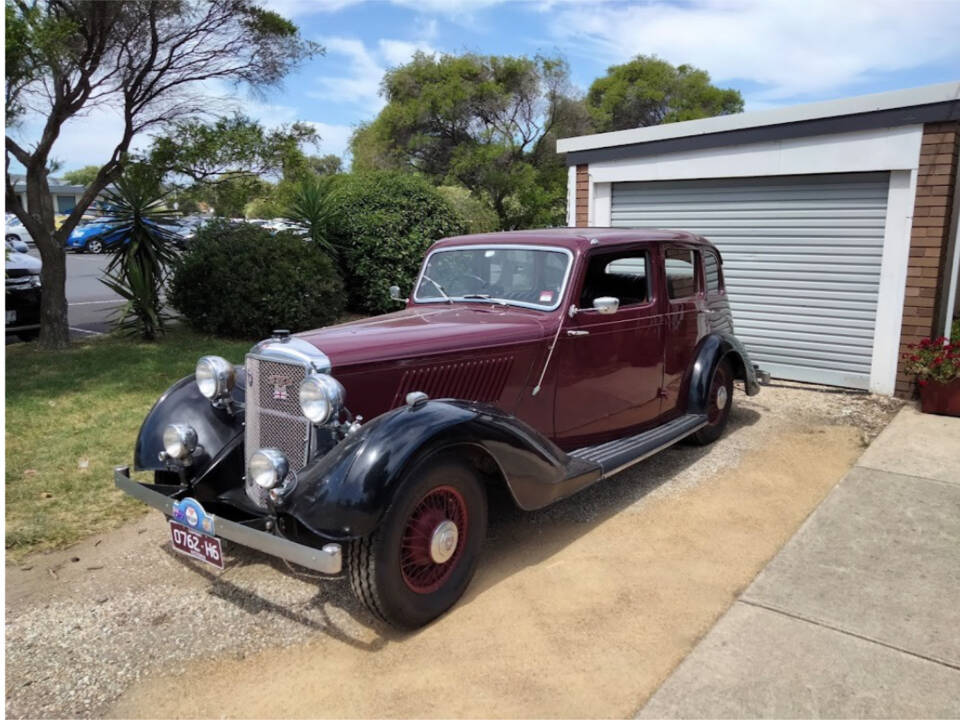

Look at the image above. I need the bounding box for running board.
[568,413,708,478]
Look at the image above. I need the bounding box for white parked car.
[4,214,32,246]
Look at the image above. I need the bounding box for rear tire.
[691,359,733,445]
[348,452,487,629]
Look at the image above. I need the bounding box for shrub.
[437,185,499,234]
[327,172,465,315]
[169,220,344,338]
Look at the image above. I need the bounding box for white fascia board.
[557,81,960,154]
[587,125,924,184]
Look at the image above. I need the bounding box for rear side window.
[664,248,699,299]
[704,250,722,293]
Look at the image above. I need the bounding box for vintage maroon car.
[116,228,762,627]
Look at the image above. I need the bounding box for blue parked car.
[65,221,129,254]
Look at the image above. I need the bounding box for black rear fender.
[686,333,760,414]
[285,399,570,540]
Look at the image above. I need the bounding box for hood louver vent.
[393,355,515,406]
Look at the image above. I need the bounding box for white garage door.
[611,173,890,389]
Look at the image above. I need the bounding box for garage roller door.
[611,173,889,389]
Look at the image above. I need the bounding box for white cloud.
[274,0,507,17]
[547,0,960,103]
[307,35,437,113]
[303,121,356,159]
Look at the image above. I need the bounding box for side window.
[704,250,722,294]
[664,248,699,300]
[580,251,650,308]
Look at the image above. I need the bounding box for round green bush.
[169,220,344,338]
[328,172,466,315]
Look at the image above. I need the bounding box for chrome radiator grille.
[245,355,310,507]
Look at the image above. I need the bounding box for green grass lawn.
[5,328,254,559]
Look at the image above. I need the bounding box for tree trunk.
[25,170,72,350]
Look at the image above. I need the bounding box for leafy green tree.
[61,165,99,186]
[308,154,343,176]
[95,166,180,340]
[586,55,743,132]
[437,186,499,234]
[350,53,585,230]
[4,0,319,349]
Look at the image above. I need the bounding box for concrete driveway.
[5,385,900,719]
[640,405,960,718]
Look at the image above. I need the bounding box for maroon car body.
[116,228,761,628]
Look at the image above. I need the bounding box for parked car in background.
[6,240,42,341]
[115,228,762,629]
[65,220,127,253]
[4,214,33,246]
[170,216,210,249]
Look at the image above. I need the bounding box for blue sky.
[9,0,960,174]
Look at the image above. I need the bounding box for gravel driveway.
[5,383,901,719]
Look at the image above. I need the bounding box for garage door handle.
[567,330,590,336]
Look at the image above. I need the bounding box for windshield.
[414,246,570,310]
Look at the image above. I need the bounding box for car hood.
[5,251,41,274]
[297,304,553,368]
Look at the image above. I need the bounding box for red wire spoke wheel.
[399,486,468,594]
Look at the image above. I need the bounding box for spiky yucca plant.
[96,167,180,340]
[284,174,337,255]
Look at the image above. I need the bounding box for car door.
[553,247,664,448]
[661,245,704,415]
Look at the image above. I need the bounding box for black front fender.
[285,399,581,540]
[134,372,245,479]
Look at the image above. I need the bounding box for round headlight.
[163,423,197,459]
[249,448,289,490]
[195,356,235,400]
[299,373,345,425]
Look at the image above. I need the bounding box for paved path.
[639,404,960,718]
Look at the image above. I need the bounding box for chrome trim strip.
[248,336,331,373]
[601,421,707,478]
[114,467,342,574]
[412,243,576,312]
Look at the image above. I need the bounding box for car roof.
[432,227,711,252]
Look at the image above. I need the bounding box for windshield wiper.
[461,293,490,299]
[421,274,452,303]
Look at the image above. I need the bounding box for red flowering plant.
[902,336,960,387]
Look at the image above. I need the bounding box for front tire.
[87,239,104,254]
[348,452,487,629]
[691,359,733,445]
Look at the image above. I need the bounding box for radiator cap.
[272,329,291,342]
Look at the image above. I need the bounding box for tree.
[586,55,743,132]
[283,174,336,254]
[61,165,99,186]
[5,0,320,349]
[350,53,585,230]
[308,154,342,176]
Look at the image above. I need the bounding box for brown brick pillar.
[575,164,589,227]
[895,121,960,398]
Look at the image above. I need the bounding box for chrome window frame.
[412,243,575,312]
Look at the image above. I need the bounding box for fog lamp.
[249,448,289,490]
[162,423,198,460]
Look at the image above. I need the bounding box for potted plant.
[902,336,960,416]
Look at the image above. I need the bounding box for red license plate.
[169,520,224,569]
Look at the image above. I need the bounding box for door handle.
[566,330,590,336]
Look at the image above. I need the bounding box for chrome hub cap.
[429,520,459,564]
[716,385,729,410]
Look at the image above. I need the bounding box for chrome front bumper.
[114,467,342,574]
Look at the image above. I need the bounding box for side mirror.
[388,285,402,301]
[593,296,620,315]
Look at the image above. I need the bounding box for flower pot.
[918,377,960,417]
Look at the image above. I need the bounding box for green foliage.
[95,166,180,340]
[308,154,344,176]
[349,52,582,230]
[169,220,344,338]
[61,165,100,186]
[586,55,744,132]
[902,337,960,385]
[284,175,337,254]
[437,186,499,234]
[327,173,465,315]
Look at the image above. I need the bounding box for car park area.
[5,383,900,718]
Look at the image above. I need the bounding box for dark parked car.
[115,228,762,627]
[5,241,42,341]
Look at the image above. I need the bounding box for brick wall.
[575,164,589,227]
[895,121,960,397]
